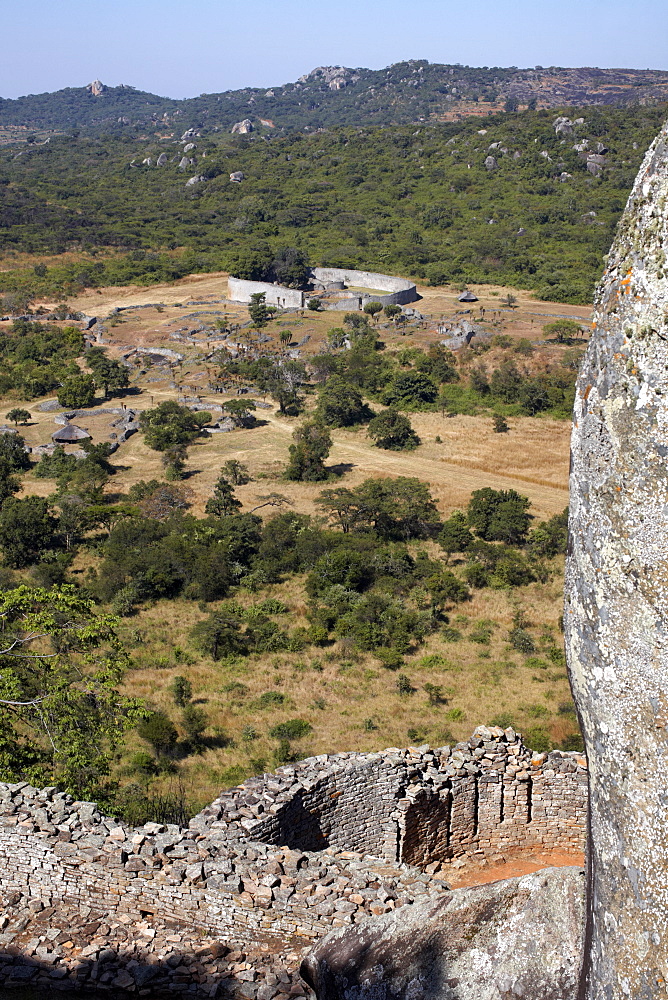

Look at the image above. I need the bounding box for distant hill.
[2,62,668,138]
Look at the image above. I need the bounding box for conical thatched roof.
[458,290,478,302]
[51,424,91,443]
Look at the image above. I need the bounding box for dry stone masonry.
[0,729,586,996]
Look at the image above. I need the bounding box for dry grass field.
[0,273,581,810]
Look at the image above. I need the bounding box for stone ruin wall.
[227,278,306,309]
[227,268,418,309]
[0,727,587,953]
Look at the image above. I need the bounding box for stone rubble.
[0,729,587,997]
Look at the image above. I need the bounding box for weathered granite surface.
[301,866,585,1000]
[566,117,668,997]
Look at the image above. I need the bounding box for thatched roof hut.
[51,424,90,443]
[458,290,478,303]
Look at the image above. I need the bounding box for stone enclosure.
[227,267,418,310]
[0,728,587,995]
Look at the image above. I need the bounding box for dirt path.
[263,414,568,518]
[441,849,585,889]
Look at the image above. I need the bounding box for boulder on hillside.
[302,867,585,1000]
[231,119,253,134]
[484,155,497,171]
[156,153,168,166]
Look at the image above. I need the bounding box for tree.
[270,247,310,288]
[317,478,441,540]
[316,376,370,427]
[138,482,194,520]
[0,585,143,796]
[248,292,275,329]
[86,349,130,397]
[493,413,509,433]
[0,497,57,567]
[363,301,383,322]
[279,330,293,346]
[467,487,533,544]
[6,409,31,426]
[383,304,402,322]
[307,298,322,311]
[543,319,582,343]
[205,474,242,516]
[367,408,420,450]
[439,511,474,561]
[138,711,178,755]
[257,360,308,415]
[382,371,438,408]
[222,460,251,485]
[171,676,192,707]
[222,399,256,427]
[57,374,96,409]
[528,507,569,558]
[285,420,332,482]
[182,704,207,750]
[0,432,31,471]
[139,401,210,451]
[190,610,246,660]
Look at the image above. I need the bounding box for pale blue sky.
[2,0,667,99]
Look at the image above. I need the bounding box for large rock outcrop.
[301,867,585,1000]
[566,118,668,997]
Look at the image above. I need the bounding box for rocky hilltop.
[2,61,668,136]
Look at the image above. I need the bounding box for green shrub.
[137,712,178,754]
[445,707,464,721]
[269,718,313,739]
[509,627,536,653]
[129,751,157,775]
[170,675,192,707]
[375,647,405,671]
[396,674,414,695]
[254,691,286,708]
[524,726,552,753]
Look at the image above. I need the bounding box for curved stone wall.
[311,268,418,306]
[227,268,418,309]
[0,729,586,992]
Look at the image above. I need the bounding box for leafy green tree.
[138,711,178,755]
[228,241,273,281]
[140,401,210,451]
[467,487,533,544]
[425,571,470,609]
[316,376,370,427]
[86,349,130,397]
[222,399,256,426]
[528,508,569,558]
[317,478,441,539]
[222,459,251,485]
[384,304,402,322]
[190,610,246,660]
[363,301,383,321]
[270,247,310,288]
[248,292,275,328]
[367,408,420,450]
[181,704,207,750]
[6,409,31,426]
[0,432,31,471]
[57,374,96,409]
[0,585,143,796]
[307,298,322,311]
[0,497,57,567]
[543,319,582,343]
[205,474,242,516]
[256,360,308,415]
[439,511,474,561]
[279,330,293,346]
[285,419,332,482]
[170,676,192,707]
[382,371,438,408]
